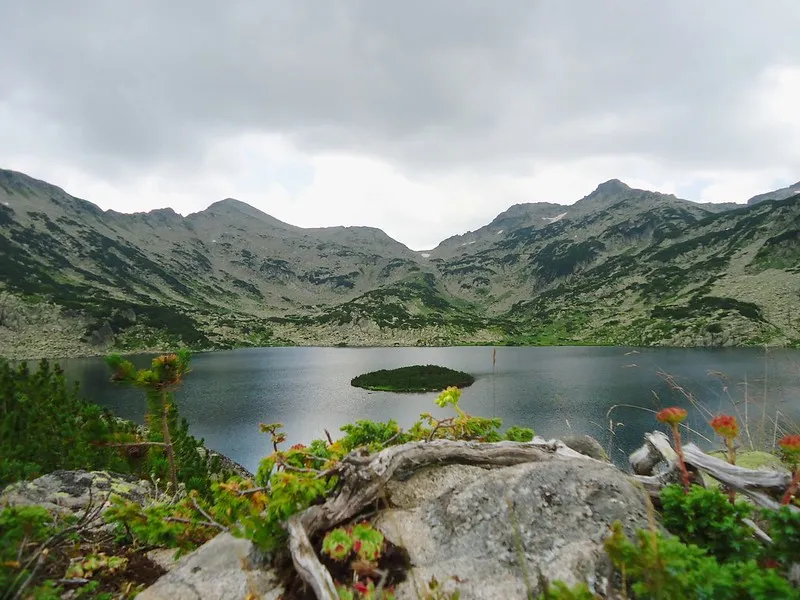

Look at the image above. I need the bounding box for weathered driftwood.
[631,432,705,499]
[629,431,676,475]
[630,431,796,513]
[629,444,661,476]
[287,438,591,598]
[287,515,338,600]
[682,443,796,512]
[682,443,790,491]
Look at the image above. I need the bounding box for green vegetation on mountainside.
[1,168,799,356]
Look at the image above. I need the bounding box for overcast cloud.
[1,1,799,249]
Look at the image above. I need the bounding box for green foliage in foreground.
[660,484,762,563]
[606,520,800,599]
[0,356,225,496]
[0,359,134,486]
[350,364,475,392]
[0,505,58,595]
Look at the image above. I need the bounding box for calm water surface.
[57,346,800,472]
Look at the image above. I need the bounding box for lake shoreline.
[4,339,797,362]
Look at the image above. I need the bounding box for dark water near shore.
[56,346,800,472]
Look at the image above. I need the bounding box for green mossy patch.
[350,364,475,392]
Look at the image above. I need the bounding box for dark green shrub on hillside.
[0,360,133,487]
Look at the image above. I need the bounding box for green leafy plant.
[504,426,535,442]
[0,506,57,594]
[423,576,461,600]
[604,521,798,599]
[105,351,224,498]
[350,579,397,599]
[322,528,354,561]
[659,484,761,563]
[65,553,128,579]
[106,351,191,493]
[104,494,218,555]
[412,387,503,442]
[340,419,410,452]
[537,581,599,599]
[351,522,385,562]
[763,506,800,569]
[321,523,385,564]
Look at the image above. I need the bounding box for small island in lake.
[351,364,475,392]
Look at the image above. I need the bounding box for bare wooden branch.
[102,442,167,448]
[238,486,268,497]
[165,516,227,529]
[645,432,677,464]
[190,496,229,532]
[629,444,661,476]
[630,431,680,476]
[286,515,338,600]
[630,433,797,513]
[742,518,773,543]
[682,443,791,492]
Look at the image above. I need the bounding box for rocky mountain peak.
[592,179,631,194]
[747,181,800,205]
[194,198,297,230]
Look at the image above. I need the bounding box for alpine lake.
[57,346,800,472]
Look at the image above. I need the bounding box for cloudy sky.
[1,1,799,249]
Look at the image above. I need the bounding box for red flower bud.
[656,407,687,426]
[710,414,739,440]
[779,435,800,464]
[353,581,369,594]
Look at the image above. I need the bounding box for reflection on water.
[53,346,800,472]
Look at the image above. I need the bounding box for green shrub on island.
[350,364,475,392]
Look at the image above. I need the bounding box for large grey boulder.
[138,451,651,599]
[137,532,284,600]
[0,470,152,518]
[375,458,651,599]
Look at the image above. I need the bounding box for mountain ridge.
[0,168,755,249]
[1,167,799,358]
[748,181,800,206]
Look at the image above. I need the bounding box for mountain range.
[0,168,798,358]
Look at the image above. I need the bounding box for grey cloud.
[1,1,799,176]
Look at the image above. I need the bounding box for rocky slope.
[1,168,799,357]
[747,181,800,205]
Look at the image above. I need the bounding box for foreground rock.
[137,533,284,600]
[375,459,650,598]
[0,469,152,519]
